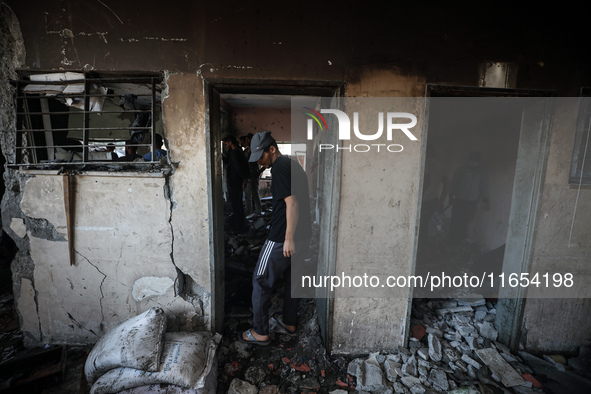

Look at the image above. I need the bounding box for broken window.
[13,71,166,169]
[569,90,591,185]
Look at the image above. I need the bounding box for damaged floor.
[2,213,591,392]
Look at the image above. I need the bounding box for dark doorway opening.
[413,85,555,350]
[204,80,343,336]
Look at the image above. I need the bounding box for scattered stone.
[387,353,402,363]
[355,355,388,392]
[543,355,566,372]
[385,359,402,382]
[229,340,252,359]
[402,355,418,377]
[465,336,478,350]
[428,334,442,362]
[452,315,476,338]
[461,354,482,369]
[428,368,449,391]
[400,375,423,387]
[417,347,429,361]
[475,348,525,387]
[426,326,443,338]
[259,385,280,394]
[444,347,460,362]
[298,377,320,390]
[477,321,498,341]
[436,306,473,316]
[457,298,486,307]
[244,365,267,385]
[393,381,408,393]
[228,378,258,394]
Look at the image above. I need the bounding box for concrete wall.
[331,69,426,353]
[230,106,292,142]
[521,99,591,354]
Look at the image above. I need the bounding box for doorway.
[413,85,554,350]
[204,80,343,335]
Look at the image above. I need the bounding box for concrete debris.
[227,378,257,394]
[475,348,526,387]
[217,279,589,394]
[429,368,449,391]
[477,321,499,341]
[543,355,566,372]
[428,333,442,362]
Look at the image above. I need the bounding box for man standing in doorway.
[240,131,311,345]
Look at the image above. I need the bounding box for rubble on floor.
[217,295,591,393]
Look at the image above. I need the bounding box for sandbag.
[117,358,218,394]
[85,308,167,384]
[90,331,221,394]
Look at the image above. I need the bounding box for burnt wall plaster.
[3,0,591,353]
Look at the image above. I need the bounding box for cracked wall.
[11,174,209,346]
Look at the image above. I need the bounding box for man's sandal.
[273,314,296,336]
[238,329,271,346]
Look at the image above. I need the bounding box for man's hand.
[283,237,296,257]
[284,195,299,258]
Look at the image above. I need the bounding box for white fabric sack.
[85,308,167,384]
[116,357,218,394]
[90,331,221,394]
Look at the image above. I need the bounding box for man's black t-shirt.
[267,155,311,243]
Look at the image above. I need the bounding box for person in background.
[222,132,248,233]
[448,151,489,244]
[143,134,167,161]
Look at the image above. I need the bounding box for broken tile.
[428,334,442,362]
[461,354,482,370]
[425,326,443,338]
[416,347,429,361]
[475,348,525,387]
[477,321,498,341]
[355,355,388,392]
[444,347,460,362]
[522,372,543,388]
[412,324,426,341]
[428,368,449,391]
[385,359,401,382]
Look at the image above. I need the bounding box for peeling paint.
[142,37,187,42]
[132,276,174,301]
[226,65,253,70]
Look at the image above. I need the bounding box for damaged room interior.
[1,1,591,393]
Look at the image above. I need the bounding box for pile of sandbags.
[85,308,221,394]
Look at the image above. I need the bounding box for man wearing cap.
[240,131,311,345]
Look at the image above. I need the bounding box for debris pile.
[217,293,591,393]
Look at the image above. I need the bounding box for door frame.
[203,78,344,333]
[416,84,556,350]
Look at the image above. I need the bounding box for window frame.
[13,71,168,171]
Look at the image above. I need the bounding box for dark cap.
[249,131,275,162]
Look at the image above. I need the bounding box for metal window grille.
[13,72,165,169]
